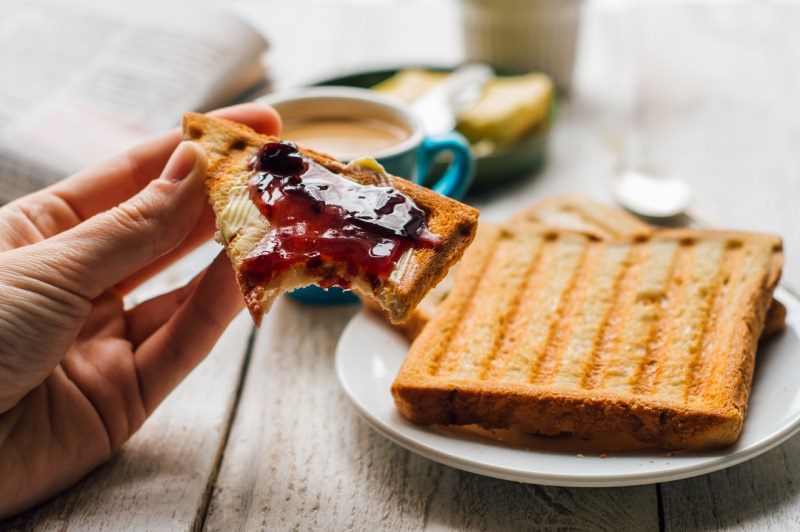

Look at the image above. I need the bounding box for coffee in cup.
[281,117,411,160]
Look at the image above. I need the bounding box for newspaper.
[0,2,268,203]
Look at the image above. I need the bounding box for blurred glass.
[461,0,583,92]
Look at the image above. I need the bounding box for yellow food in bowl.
[374,69,554,147]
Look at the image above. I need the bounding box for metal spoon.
[612,169,694,220]
[611,86,697,222]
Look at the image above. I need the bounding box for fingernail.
[161,141,202,182]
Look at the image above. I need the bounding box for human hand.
[0,103,280,518]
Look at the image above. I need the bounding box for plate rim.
[335,287,800,487]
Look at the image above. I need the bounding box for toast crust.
[392,225,784,450]
[183,113,479,324]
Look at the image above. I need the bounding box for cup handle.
[416,132,474,200]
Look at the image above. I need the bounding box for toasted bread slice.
[387,194,785,339]
[392,225,783,449]
[183,113,479,325]
[510,193,652,238]
[514,194,786,337]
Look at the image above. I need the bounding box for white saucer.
[335,288,800,487]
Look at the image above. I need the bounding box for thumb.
[25,141,208,301]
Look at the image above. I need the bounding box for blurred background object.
[0,0,585,203]
[0,1,269,203]
[371,67,555,187]
[461,0,583,92]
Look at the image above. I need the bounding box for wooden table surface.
[6,0,800,530]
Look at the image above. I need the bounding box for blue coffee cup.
[256,87,474,304]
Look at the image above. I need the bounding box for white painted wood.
[2,310,253,532]
[661,436,800,530]
[204,299,658,531]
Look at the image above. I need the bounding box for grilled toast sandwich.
[389,194,785,339]
[183,113,479,325]
[392,225,783,449]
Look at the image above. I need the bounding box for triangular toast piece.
[182,113,479,325]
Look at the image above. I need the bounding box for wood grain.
[661,435,800,530]
[204,298,658,531]
[2,312,253,532]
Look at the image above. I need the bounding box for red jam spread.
[241,141,440,288]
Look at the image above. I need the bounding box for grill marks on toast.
[700,239,778,405]
[415,228,780,406]
[526,207,617,238]
[547,243,638,387]
[654,239,728,401]
[392,194,784,345]
[442,230,538,379]
[580,242,642,390]
[427,227,501,377]
[485,234,552,381]
[533,241,600,384]
[393,227,783,448]
[686,241,746,402]
[488,233,589,383]
[630,240,695,397]
[512,194,652,240]
[476,233,546,380]
[546,206,627,239]
[603,239,679,393]
[648,239,727,401]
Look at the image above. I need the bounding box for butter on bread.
[373,69,449,104]
[392,225,783,450]
[374,70,554,147]
[456,73,554,146]
[183,112,479,325]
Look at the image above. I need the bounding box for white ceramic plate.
[335,288,800,487]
